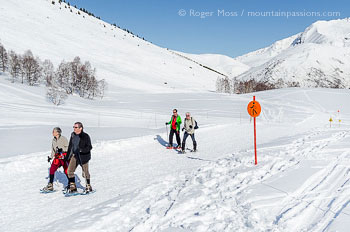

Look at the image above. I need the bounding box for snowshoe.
[40,183,54,193]
[85,184,93,193]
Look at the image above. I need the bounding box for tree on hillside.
[22,50,42,86]
[0,43,8,72]
[8,51,21,83]
[46,85,68,106]
[42,59,55,87]
[97,79,107,99]
[216,77,234,94]
[56,60,71,93]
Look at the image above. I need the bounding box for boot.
[85,184,93,193]
[181,142,185,152]
[166,144,173,149]
[193,142,197,152]
[85,179,92,193]
[42,182,53,191]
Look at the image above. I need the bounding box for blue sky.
[68,0,349,57]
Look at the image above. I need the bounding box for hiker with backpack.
[165,109,182,149]
[181,112,198,153]
[41,127,69,192]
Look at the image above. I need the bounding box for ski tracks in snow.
[268,130,350,232]
[70,128,350,231]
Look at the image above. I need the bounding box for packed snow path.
[1,126,350,232]
[1,87,350,232]
[37,128,350,232]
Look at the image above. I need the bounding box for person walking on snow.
[181,112,197,153]
[66,122,93,193]
[42,127,69,192]
[165,109,182,149]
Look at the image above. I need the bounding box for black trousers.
[182,132,197,150]
[169,128,181,147]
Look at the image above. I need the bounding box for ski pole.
[166,125,169,139]
[47,156,52,166]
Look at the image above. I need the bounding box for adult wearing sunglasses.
[66,122,93,193]
[165,109,182,149]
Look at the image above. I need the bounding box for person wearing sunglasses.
[41,127,69,192]
[181,112,197,153]
[66,122,93,193]
[165,109,182,149]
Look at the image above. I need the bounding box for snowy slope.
[235,34,300,68]
[0,0,224,92]
[1,83,350,231]
[2,0,350,231]
[234,19,350,90]
[178,52,250,77]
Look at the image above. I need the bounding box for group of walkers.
[166,109,198,153]
[43,110,197,193]
[42,122,93,194]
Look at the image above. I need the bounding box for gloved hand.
[189,125,193,129]
[165,122,169,125]
[182,128,184,131]
[47,156,52,163]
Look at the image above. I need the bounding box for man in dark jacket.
[67,122,93,193]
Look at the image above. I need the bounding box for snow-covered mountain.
[178,52,250,78]
[0,0,231,93]
[233,19,350,92]
[2,1,350,231]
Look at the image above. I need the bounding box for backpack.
[191,117,199,129]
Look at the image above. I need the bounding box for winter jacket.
[51,135,69,159]
[67,131,92,165]
[183,117,196,135]
[168,115,182,131]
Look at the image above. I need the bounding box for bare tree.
[8,51,21,83]
[46,85,68,106]
[216,77,234,94]
[22,50,41,86]
[79,61,95,98]
[0,43,107,100]
[70,56,81,92]
[0,43,8,72]
[56,61,72,93]
[222,77,232,94]
[42,59,55,86]
[216,77,223,92]
[97,79,107,99]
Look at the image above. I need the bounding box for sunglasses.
[73,126,81,129]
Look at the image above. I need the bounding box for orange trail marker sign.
[247,96,261,165]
